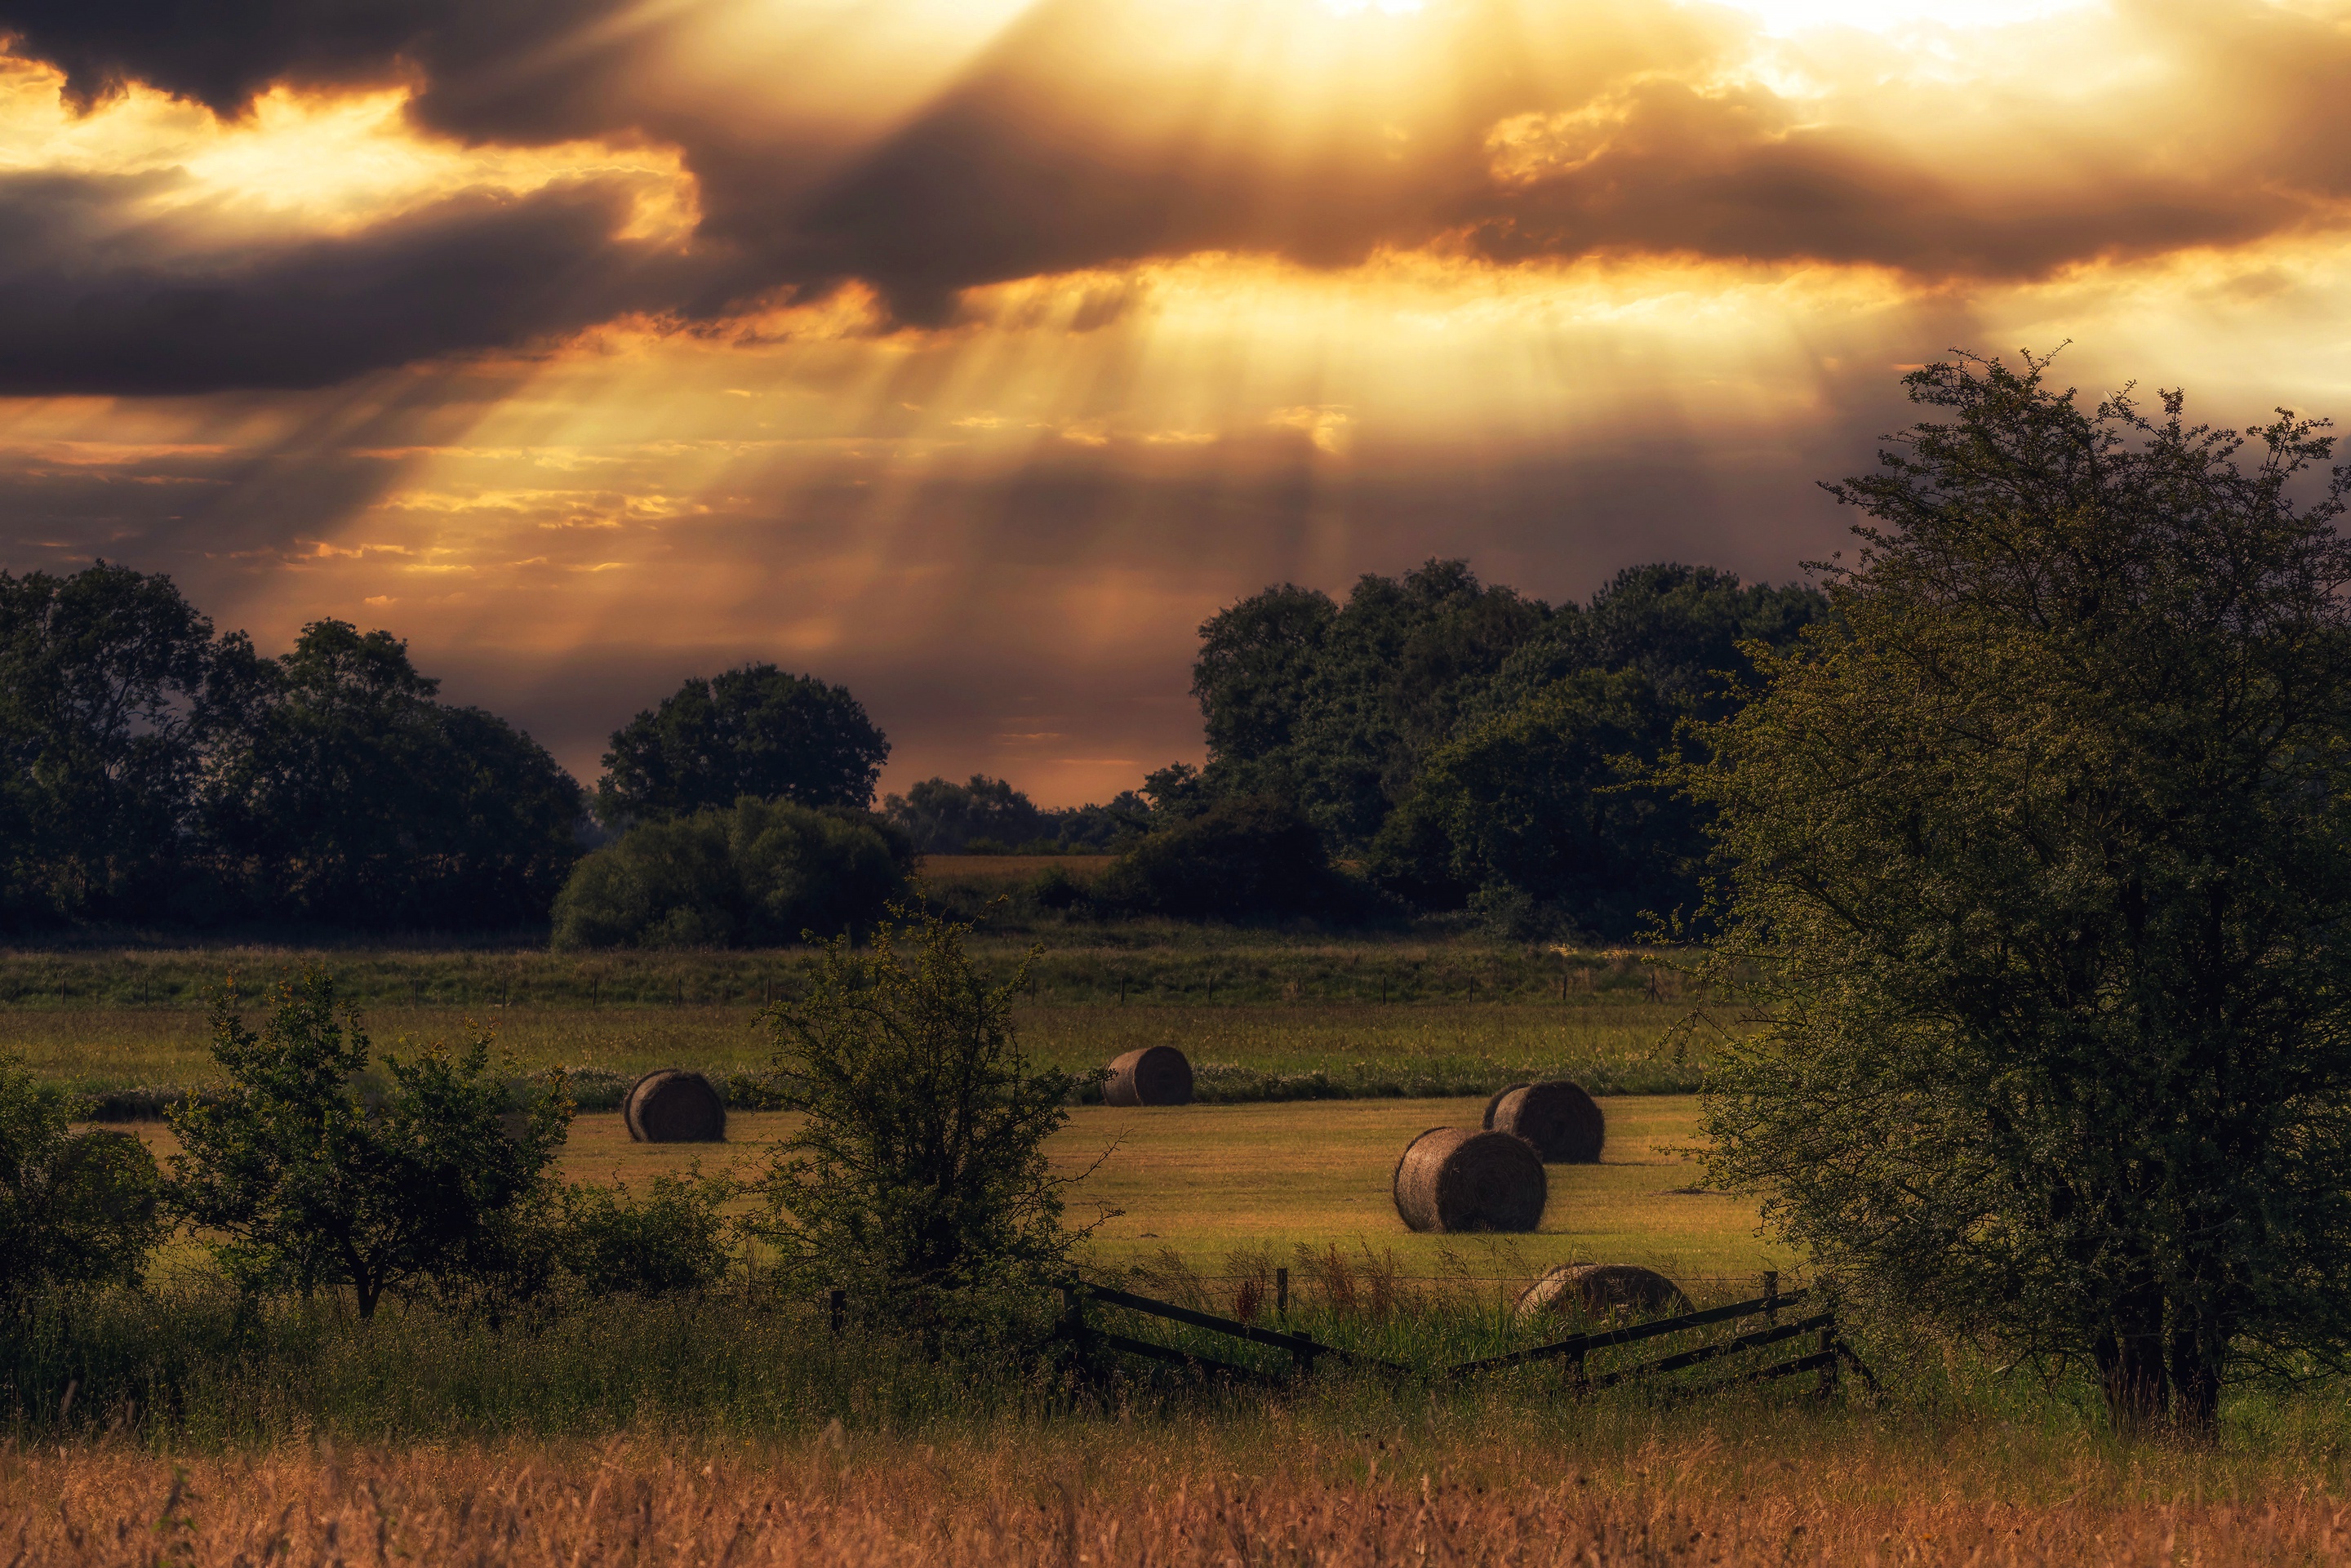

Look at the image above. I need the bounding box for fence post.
[1275,1268,1289,1318]
[828,1288,846,1336]
[1763,1271,1779,1326]
[1817,1325,1837,1398]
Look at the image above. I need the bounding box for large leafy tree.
[1375,667,1696,937]
[204,621,584,927]
[1689,353,2351,1436]
[598,664,888,823]
[1193,561,1549,847]
[0,562,253,924]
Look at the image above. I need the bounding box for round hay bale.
[1483,1080,1606,1163]
[1390,1126,1547,1233]
[1102,1046,1193,1107]
[1514,1263,1691,1323]
[623,1069,726,1143]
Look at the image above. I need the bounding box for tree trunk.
[2092,1284,2169,1433]
[2166,1317,2223,1441]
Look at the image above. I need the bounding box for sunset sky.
[3,0,2349,802]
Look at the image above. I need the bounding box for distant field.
[104,1092,1782,1284]
[16,997,1714,1105]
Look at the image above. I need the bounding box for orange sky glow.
[5,0,2351,802]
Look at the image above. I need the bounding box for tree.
[1686,352,2351,1437]
[1191,582,1335,768]
[167,971,570,1317]
[1470,564,1827,726]
[598,664,887,823]
[1374,667,1698,938]
[752,911,1086,1344]
[881,775,1049,853]
[0,1056,162,1296]
[551,797,911,949]
[0,562,247,925]
[202,620,584,928]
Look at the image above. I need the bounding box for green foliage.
[1193,561,1549,847]
[0,572,584,934]
[1373,667,1700,938]
[752,911,1084,1342]
[1685,352,2351,1435]
[0,1055,161,1296]
[1096,794,1363,922]
[882,774,1047,851]
[0,562,243,926]
[554,1169,736,1296]
[552,797,911,950]
[598,663,888,823]
[166,971,571,1317]
[1467,562,1828,726]
[1184,558,1825,876]
[203,620,585,929]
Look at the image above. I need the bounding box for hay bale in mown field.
[624,1069,726,1142]
[1514,1263,1691,1322]
[1390,1126,1546,1233]
[1102,1046,1193,1107]
[1483,1080,1605,1163]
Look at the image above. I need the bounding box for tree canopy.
[0,571,587,932]
[598,664,888,823]
[1687,352,2351,1436]
[1182,556,1822,934]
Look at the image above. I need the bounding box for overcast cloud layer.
[3,1,2350,800]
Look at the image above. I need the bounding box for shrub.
[1096,793,1355,921]
[166,971,571,1317]
[552,797,911,949]
[750,911,1089,1346]
[555,1169,736,1296]
[0,1055,162,1296]
[1027,863,1086,911]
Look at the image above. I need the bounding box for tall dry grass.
[12,1414,2351,1566]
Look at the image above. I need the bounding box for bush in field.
[1096,793,1357,921]
[166,971,571,1317]
[556,1170,736,1296]
[752,911,1088,1344]
[0,1055,162,1296]
[552,797,911,949]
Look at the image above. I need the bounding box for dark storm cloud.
[0,174,697,394]
[0,0,669,139]
[6,0,2351,389]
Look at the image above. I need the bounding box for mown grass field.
[102,1093,1783,1284]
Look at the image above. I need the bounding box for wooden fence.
[1053,1274,1876,1398]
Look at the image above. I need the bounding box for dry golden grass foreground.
[12,1417,2351,1567]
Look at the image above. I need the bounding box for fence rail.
[1055,1271,1873,1399]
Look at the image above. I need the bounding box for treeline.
[1161,559,1826,937]
[0,564,580,931]
[0,557,1819,944]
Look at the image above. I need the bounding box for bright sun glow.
[1714,0,2100,33]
